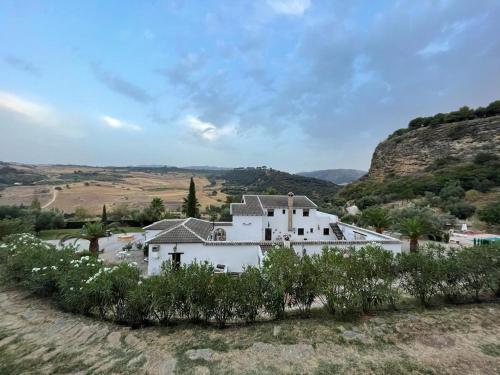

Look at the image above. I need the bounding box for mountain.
[368,115,500,180]
[340,101,500,207]
[297,169,366,185]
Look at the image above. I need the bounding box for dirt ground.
[0,170,226,214]
[1,287,499,375]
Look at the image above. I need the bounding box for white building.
[145,193,401,275]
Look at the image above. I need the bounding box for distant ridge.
[297,169,366,185]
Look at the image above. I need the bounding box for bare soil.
[1,287,499,374]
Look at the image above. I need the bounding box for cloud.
[0,91,54,123]
[3,55,41,76]
[0,90,84,138]
[101,115,142,131]
[183,115,237,141]
[92,64,154,103]
[267,0,311,16]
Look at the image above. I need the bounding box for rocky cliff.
[368,115,500,180]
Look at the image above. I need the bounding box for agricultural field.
[0,164,226,214]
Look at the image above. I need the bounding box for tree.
[182,177,200,218]
[447,201,476,220]
[478,201,500,226]
[101,205,107,223]
[60,221,124,255]
[74,206,91,221]
[148,198,165,221]
[361,206,391,233]
[397,218,429,252]
[30,198,41,212]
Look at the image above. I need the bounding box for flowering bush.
[235,266,265,323]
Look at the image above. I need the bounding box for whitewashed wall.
[147,243,260,275]
[225,215,263,241]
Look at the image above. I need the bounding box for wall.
[225,215,263,241]
[148,243,260,275]
[264,208,338,241]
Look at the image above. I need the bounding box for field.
[0,164,226,214]
[1,286,499,374]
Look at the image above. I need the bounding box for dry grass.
[0,166,226,214]
[1,286,499,374]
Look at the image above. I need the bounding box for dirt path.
[41,188,58,209]
[1,286,500,374]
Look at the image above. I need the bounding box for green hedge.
[1,234,499,328]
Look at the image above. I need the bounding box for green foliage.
[235,266,265,323]
[182,177,200,218]
[446,201,476,219]
[101,205,107,223]
[397,246,442,306]
[74,206,92,221]
[261,247,298,319]
[360,206,391,233]
[478,200,500,225]
[0,218,34,239]
[2,235,499,329]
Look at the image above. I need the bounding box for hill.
[340,100,500,219]
[297,169,366,184]
[216,167,340,211]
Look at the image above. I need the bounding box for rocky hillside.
[368,115,500,180]
[297,169,366,184]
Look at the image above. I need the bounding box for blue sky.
[1,0,499,172]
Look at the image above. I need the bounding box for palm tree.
[397,218,428,252]
[361,206,391,233]
[60,221,124,255]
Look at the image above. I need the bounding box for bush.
[397,245,442,307]
[122,278,153,327]
[316,247,363,316]
[211,273,238,328]
[262,247,298,319]
[235,266,265,323]
[446,201,476,220]
[478,201,500,226]
[148,274,177,324]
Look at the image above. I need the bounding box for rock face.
[368,116,500,180]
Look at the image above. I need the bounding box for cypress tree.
[184,177,199,218]
[101,204,107,223]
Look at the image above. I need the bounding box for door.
[265,228,272,241]
[171,252,181,270]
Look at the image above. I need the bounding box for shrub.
[446,201,476,220]
[316,247,363,316]
[478,201,500,226]
[292,253,320,316]
[122,278,153,327]
[211,273,238,328]
[397,245,442,306]
[235,266,265,323]
[457,246,499,301]
[262,247,298,319]
[148,274,176,324]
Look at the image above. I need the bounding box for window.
[303,209,309,217]
[293,209,296,214]
[171,252,181,270]
[267,209,274,217]
[282,209,286,214]
[323,228,329,235]
[298,228,304,235]
[310,228,314,233]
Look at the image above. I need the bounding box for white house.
[145,193,401,275]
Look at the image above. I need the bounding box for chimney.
[287,192,294,231]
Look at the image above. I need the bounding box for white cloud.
[267,0,311,16]
[0,91,54,124]
[184,115,237,141]
[101,115,142,131]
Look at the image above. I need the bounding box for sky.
[0,0,499,173]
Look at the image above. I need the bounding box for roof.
[147,217,213,244]
[230,195,264,216]
[230,194,316,216]
[257,195,317,209]
[143,219,184,231]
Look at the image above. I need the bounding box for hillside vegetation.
[297,169,366,184]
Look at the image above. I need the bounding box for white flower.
[70,287,74,291]
[138,281,142,285]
